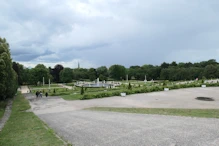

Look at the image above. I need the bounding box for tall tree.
[109,64,126,80]
[88,68,97,81]
[96,66,108,80]
[29,64,50,85]
[12,62,25,85]
[0,37,18,100]
[51,64,64,83]
[60,68,73,83]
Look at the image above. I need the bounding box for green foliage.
[59,68,73,83]
[81,86,84,95]
[51,64,64,83]
[28,64,51,85]
[109,64,126,80]
[0,37,18,100]
[128,82,132,90]
[97,66,108,80]
[12,62,25,85]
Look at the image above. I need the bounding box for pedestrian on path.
[39,91,43,98]
[45,92,48,97]
[36,91,39,98]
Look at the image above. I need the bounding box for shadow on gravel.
[196,97,214,101]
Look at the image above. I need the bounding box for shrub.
[81,94,94,100]
[128,82,132,90]
[112,91,120,96]
[81,86,84,95]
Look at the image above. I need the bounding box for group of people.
[36,91,48,98]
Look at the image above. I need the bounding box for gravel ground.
[24,87,219,146]
[38,110,219,146]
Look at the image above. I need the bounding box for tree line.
[13,59,219,86]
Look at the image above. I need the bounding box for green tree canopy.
[109,64,126,80]
[29,64,50,85]
[60,68,73,83]
[0,37,18,100]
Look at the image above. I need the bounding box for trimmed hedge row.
[81,82,219,100]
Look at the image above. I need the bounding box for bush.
[50,92,70,96]
[81,94,94,100]
[81,86,84,95]
[128,82,132,90]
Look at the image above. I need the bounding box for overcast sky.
[1,0,219,68]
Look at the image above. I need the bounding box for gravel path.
[25,87,219,146]
[38,110,219,146]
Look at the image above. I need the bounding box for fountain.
[81,78,114,88]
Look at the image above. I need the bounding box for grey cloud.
[1,0,219,68]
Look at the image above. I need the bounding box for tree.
[29,64,50,85]
[109,64,126,80]
[88,68,97,81]
[96,66,108,80]
[170,61,177,67]
[51,64,64,82]
[81,86,84,95]
[128,82,132,90]
[203,65,218,79]
[60,68,73,83]
[0,37,18,100]
[161,62,169,69]
[12,62,25,85]
[73,68,89,80]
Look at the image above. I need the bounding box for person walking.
[45,92,48,97]
[39,91,43,98]
[36,91,39,98]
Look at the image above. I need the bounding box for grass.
[61,94,83,100]
[29,84,60,89]
[87,107,219,118]
[0,92,66,146]
[0,101,7,119]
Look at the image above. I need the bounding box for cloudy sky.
[1,0,219,68]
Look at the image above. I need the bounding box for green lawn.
[0,101,7,119]
[87,107,219,118]
[29,84,60,89]
[61,94,83,100]
[0,92,67,146]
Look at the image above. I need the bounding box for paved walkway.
[25,87,219,146]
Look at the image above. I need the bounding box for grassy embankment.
[0,92,69,146]
[87,107,219,118]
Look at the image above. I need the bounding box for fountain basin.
[83,83,112,88]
